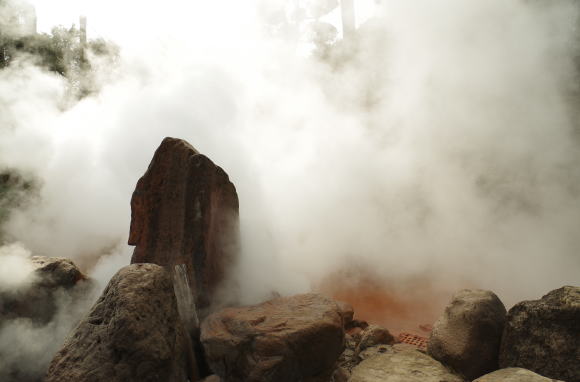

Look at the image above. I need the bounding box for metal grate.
[398,332,429,351]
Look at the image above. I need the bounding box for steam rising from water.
[1,0,579,313]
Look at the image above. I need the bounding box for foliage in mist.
[0,25,118,100]
[0,0,118,239]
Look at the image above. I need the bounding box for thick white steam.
[1,0,579,310]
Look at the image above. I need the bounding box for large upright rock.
[499,286,580,382]
[129,137,239,315]
[428,289,507,380]
[200,293,344,382]
[46,264,196,382]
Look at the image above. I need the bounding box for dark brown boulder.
[200,293,345,382]
[427,289,507,380]
[499,286,580,382]
[45,264,197,382]
[128,137,239,317]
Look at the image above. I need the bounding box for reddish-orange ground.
[316,267,474,337]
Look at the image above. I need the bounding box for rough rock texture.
[355,324,395,355]
[129,137,239,316]
[0,256,90,323]
[46,264,196,382]
[30,256,86,287]
[337,325,400,379]
[499,286,580,382]
[201,293,344,382]
[349,349,465,382]
[473,368,565,382]
[428,289,506,380]
[338,333,359,374]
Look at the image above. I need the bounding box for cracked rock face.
[45,264,195,382]
[129,137,239,318]
[200,293,344,382]
[499,286,580,382]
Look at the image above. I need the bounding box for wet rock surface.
[200,293,344,382]
[428,289,506,380]
[499,286,580,382]
[129,137,239,317]
[45,264,196,382]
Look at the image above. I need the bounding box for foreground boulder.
[473,368,565,382]
[349,349,465,382]
[129,137,239,317]
[201,293,344,382]
[428,289,506,380]
[499,286,580,382]
[46,264,196,382]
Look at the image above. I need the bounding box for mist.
[0,1,579,360]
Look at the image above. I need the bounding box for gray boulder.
[349,349,465,382]
[0,256,91,323]
[45,264,197,382]
[499,286,580,382]
[428,289,506,380]
[200,293,344,382]
[0,256,94,382]
[473,368,564,382]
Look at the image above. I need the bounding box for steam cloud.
[1,0,580,376]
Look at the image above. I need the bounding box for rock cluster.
[34,138,580,382]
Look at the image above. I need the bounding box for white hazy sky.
[30,0,377,41]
